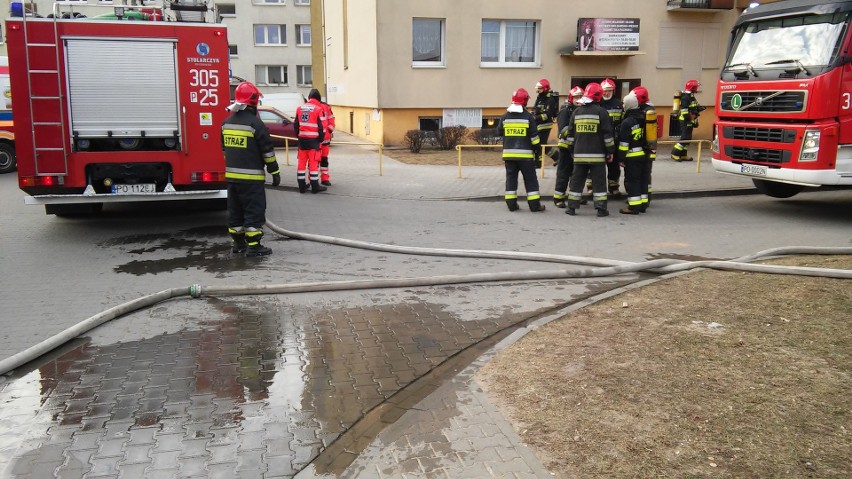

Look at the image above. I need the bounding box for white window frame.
[296,24,312,46]
[295,0,311,5]
[253,0,286,5]
[412,18,446,68]
[255,24,287,46]
[217,3,236,17]
[480,19,540,68]
[297,65,313,86]
[228,44,238,57]
[256,65,288,86]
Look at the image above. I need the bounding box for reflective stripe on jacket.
[294,99,326,149]
[566,103,614,163]
[498,110,540,160]
[222,109,278,183]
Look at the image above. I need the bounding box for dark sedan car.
[258,105,297,147]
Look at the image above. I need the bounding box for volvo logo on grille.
[755,97,764,106]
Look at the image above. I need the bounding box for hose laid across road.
[1,222,849,376]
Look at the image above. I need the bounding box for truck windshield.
[726,12,850,70]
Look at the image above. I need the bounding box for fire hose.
[1,222,850,376]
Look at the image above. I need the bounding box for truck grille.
[726,146,791,164]
[720,91,806,113]
[723,126,796,143]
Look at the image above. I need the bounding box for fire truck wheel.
[752,179,804,199]
[0,143,16,174]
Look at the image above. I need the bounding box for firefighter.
[616,91,650,215]
[316,91,336,186]
[632,86,657,210]
[600,78,624,196]
[553,86,584,208]
[222,82,280,257]
[671,79,705,161]
[565,83,615,217]
[532,79,559,168]
[497,88,546,212]
[294,89,327,193]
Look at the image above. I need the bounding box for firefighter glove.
[272,173,281,187]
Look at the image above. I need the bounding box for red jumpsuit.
[294,98,326,193]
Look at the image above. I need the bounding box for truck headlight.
[799,130,820,162]
[712,125,719,154]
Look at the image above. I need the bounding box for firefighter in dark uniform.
[671,79,704,161]
[553,86,584,208]
[498,88,546,212]
[532,79,559,167]
[565,83,615,217]
[616,91,650,215]
[222,82,280,257]
[600,78,624,196]
[632,86,657,210]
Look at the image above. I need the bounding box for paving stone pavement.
[0,136,771,478]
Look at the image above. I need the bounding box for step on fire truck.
[5,0,230,214]
[712,0,852,198]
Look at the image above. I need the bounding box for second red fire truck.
[712,0,852,198]
[6,1,230,214]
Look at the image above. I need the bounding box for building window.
[295,0,310,5]
[217,3,235,17]
[481,19,539,66]
[419,118,441,131]
[254,0,285,4]
[412,18,445,67]
[296,25,312,46]
[228,44,239,56]
[256,65,288,86]
[297,65,313,86]
[255,25,286,45]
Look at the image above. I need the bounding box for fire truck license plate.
[740,164,767,176]
[112,184,156,194]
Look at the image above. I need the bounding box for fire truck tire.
[752,179,804,199]
[45,203,103,216]
[0,143,16,174]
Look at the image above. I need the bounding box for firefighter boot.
[245,244,272,257]
[620,207,639,215]
[506,198,519,212]
[229,228,247,254]
[608,181,622,197]
[553,196,566,208]
[596,208,610,217]
[529,199,546,212]
[310,180,327,194]
[298,179,308,194]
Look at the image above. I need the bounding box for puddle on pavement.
[0,280,628,478]
[100,225,288,276]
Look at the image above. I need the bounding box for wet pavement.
[2,136,849,478]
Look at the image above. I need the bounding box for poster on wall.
[443,108,482,128]
[577,18,640,52]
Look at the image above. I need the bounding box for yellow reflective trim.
[225,172,266,181]
[222,129,253,137]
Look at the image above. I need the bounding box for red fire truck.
[5,1,230,214]
[712,0,852,198]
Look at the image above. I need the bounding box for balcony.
[667,0,735,11]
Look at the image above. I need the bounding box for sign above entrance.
[577,18,641,52]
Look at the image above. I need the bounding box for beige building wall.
[319,0,763,146]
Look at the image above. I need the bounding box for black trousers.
[554,147,574,196]
[505,160,540,198]
[227,182,267,229]
[623,157,649,210]
[568,163,607,211]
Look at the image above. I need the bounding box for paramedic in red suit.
[294,89,326,193]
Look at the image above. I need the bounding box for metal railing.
[656,139,714,173]
[271,135,386,175]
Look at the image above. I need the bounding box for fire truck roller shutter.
[65,39,180,142]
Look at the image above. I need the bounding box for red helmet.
[535,79,551,92]
[570,86,584,97]
[684,79,700,93]
[512,88,530,105]
[631,86,650,105]
[583,82,603,103]
[234,81,262,107]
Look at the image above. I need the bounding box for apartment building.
[315,0,781,146]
